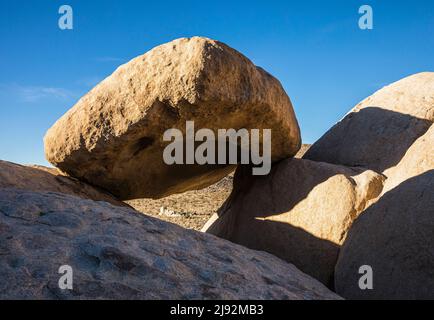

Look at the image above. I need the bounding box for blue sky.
[0,0,433,165]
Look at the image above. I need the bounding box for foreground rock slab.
[0,189,340,300]
[304,72,434,174]
[203,158,385,286]
[0,160,127,208]
[44,36,301,200]
[335,170,434,299]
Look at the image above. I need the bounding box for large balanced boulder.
[304,72,434,174]
[202,158,385,286]
[0,160,127,208]
[44,37,301,200]
[335,170,434,299]
[0,189,340,300]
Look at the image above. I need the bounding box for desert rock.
[0,160,127,208]
[304,73,434,174]
[382,124,434,193]
[44,37,301,200]
[0,189,340,300]
[335,170,434,299]
[203,158,385,286]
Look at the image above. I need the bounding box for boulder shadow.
[335,170,434,299]
[303,107,432,173]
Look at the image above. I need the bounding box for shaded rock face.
[0,160,128,208]
[44,37,301,200]
[335,170,434,299]
[0,189,340,300]
[335,122,434,299]
[203,158,385,286]
[381,124,434,193]
[304,72,434,174]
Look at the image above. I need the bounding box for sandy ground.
[127,144,311,230]
[127,174,233,230]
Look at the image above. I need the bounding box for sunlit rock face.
[44,37,300,200]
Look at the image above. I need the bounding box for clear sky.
[1,0,433,166]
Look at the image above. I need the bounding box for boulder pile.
[203,158,385,286]
[2,36,433,299]
[204,72,434,298]
[1,37,337,300]
[44,37,300,200]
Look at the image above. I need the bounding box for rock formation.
[381,124,433,193]
[2,28,433,300]
[334,124,434,299]
[0,160,127,208]
[44,37,301,200]
[335,170,434,299]
[203,73,434,294]
[203,158,385,286]
[0,188,340,300]
[303,72,433,174]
